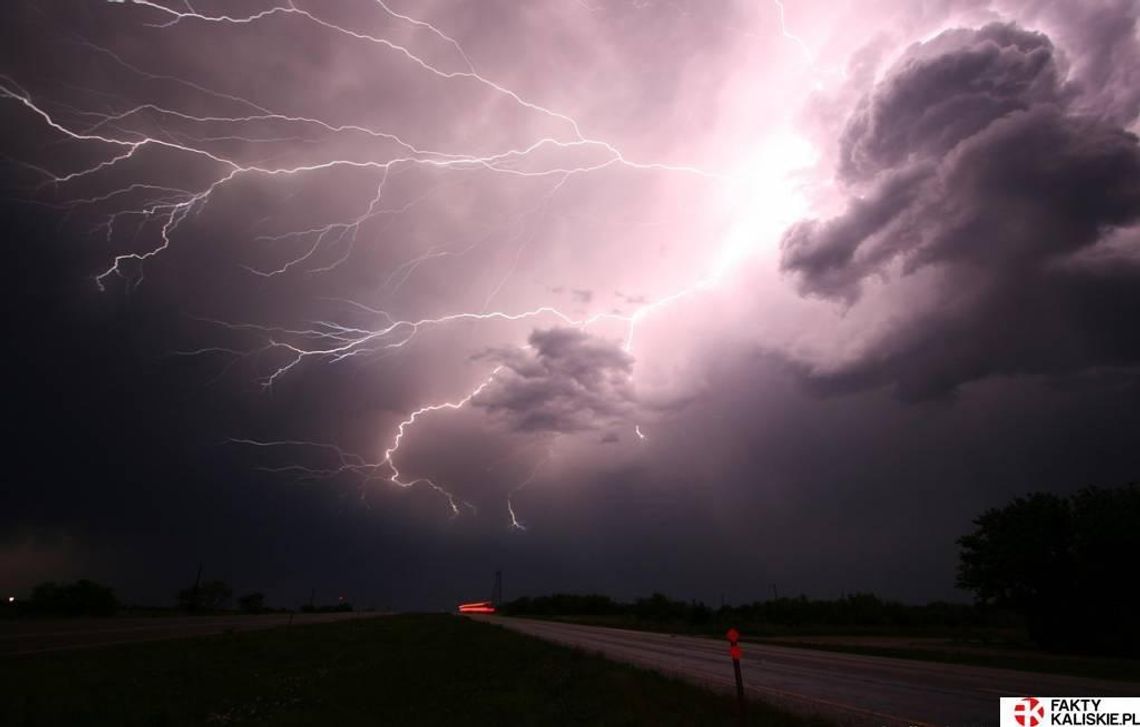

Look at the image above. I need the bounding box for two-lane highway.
[481,617,1139,726]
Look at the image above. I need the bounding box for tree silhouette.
[958,484,1140,655]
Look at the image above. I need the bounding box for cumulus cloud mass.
[781,19,1140,398]
[473,328,636,433]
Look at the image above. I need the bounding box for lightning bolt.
[380,368,504,516]
[507,454,552,532]
[2,0,786,521]
[771,0,812,62]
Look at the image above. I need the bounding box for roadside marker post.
[726,628,746,725]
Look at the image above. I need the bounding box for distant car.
[457,601,496,614]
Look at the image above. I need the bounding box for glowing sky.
[2,0,1139,608]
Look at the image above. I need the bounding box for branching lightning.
[1,0,811,526]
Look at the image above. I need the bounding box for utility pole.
[190,563,202,613]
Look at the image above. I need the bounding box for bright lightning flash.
[1,0,815,527]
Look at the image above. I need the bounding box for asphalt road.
[0,612,371,656]
[481,617,1139,727]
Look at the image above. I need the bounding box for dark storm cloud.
[781,20,1140,398]
[838,23,1062,183]
[1035,0,1140,125]
[471,327,636,433]
[779,163,931,301]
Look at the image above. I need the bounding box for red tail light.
[457,601,496,614]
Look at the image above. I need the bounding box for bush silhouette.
[28,580,118,617]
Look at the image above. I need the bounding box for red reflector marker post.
[726,627,746,725]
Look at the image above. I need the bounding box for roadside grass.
[2,613,826,727]
[518,615,1140,683]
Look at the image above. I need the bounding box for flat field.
[2,614,821,726]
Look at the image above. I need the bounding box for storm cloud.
[472,328,636,433]
[781,20,1140,398]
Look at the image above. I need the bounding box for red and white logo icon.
[1015,698,1045,727]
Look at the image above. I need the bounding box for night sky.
[2,0,1139,611]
